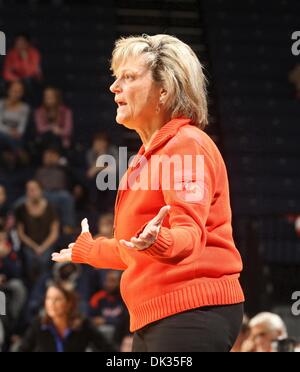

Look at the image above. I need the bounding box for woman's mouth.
[116,100,127,107]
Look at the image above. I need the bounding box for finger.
[68,243,75,249]
[60,249,70,255]
[153,205,171,225]
[131,237,154,249]
[139,227,157,240]
[141,225,160,238]
[150,225,160,234]
[119,240,135,249]
[52,254,63,262]
[81,218,90,234]
[139,229,153,239]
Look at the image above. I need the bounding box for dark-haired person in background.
[15,180,59,287]
[3,33,42,84]
[86,132,118,213]
[34,87,73,151]
[0,81,30,169]
[35,147,75,233]
[19,283,116,352]
[89,270,128,345]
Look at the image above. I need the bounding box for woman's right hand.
[51,219,90,263]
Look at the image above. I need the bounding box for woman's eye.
[125,74,133,80]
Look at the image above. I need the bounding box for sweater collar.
[137,117,192,157]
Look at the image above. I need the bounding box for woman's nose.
[110,79,121,94]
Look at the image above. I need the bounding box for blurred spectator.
[94,212,115,290]
[241,312,288,352]
[35,147,75,232]
[0,81,30,168]
[289,64,300,99]
[0,226,27,332]
[3,33,42,84]
[19,283,116,352]
[15,180,59,286]
[89,270,127,344]
[35,87,73,150]
[95,212,114,239]
[86,132,118,213]
[120,334,133,352]
[231,315,250,352]
[27,260,101,321]
[86,132,118,180]
[0,185,9,228]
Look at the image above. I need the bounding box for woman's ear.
[159,88,168,103]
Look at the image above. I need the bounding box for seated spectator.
[0,226,27,333]
[26,260,101,321]
[15,180,59,287]
[35,87,73,150]
[0,185,9,228]
[19,283,115,352]
[0,81,30,167]
[35,147,75,232]
[241,312,288,352]
[86,132,119,180]
[89,270,128,344]
[94,212,115,289]
[95,212,114,239]
[86,132,118,213]
[2,33,42,84]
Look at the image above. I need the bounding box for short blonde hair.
[111,34,208,129]
[249,312,288,338]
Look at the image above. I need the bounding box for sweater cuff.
[142,227,174,257]
[72,232,94,264]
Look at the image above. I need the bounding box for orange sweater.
[72,117,245,332]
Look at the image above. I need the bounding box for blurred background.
[0,0,300,352]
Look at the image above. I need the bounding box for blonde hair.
[111,34,208,129]
[249,312,288,339]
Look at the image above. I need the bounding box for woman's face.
[45,287,69,319]
[110,55,163,130]
[8,82,24,102]
[15,36,30,52]
[26,181,42,202]
[44,89,58,108]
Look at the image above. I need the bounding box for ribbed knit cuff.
[71,232,94,264]
[142,227,174,257]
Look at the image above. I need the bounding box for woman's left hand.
[119,205,171,250]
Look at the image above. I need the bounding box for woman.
[3,33,42,83]
[19,283,115,352]
[15,180,59,286]
[53,34,245,352]
[35,87,73,150]
[0,80,30,151]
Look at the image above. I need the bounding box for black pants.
[132,303,244,352]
